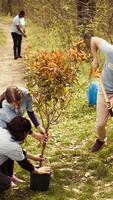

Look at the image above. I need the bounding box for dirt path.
[0,21,26,94]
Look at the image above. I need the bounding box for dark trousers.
[11,32,22,58]
[0,159,12,192]
[0,159,14,177]
[0,172,11,192]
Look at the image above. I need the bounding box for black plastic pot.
[30,170,51,191]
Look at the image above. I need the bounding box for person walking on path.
[11,10,26,60]
[90,36,113,152]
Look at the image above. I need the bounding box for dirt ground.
[0,21,26,94]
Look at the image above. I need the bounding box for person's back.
[0,127,24,165]
[0,109,12,128]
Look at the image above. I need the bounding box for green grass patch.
[2,89,113,200]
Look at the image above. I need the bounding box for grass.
[26,19,77,51]
[1,89,113,200]
[1,17,113,200]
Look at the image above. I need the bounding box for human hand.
[109,98,113,109]
[23,33,27,37]
[106,102,111,110]
[37,133,48,143]
[37,125,46,135]
[37,125,48,139]
[33,154,46,162]
[23,29,25,34]
[34,166,51,174]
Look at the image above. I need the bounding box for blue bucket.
[87,81,99,106]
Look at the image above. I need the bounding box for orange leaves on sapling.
[24,42,88,130]
[68,40,88,62]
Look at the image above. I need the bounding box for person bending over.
[0,86,48,184]
[0,116,51,192]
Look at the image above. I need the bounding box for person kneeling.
[0,116,51,192]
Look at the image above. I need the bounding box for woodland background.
[0,1,113,200]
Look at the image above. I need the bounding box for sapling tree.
[24,42,88,162]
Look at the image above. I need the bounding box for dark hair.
[7,116,32,141]
[5,86,22,104]
[19,10,25,17]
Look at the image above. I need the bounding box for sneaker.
[10,175,25,183]
[91,139,105,152]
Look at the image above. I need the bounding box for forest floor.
[0,20,25,94]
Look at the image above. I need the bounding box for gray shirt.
[0,127,25,165]
[2,87,33,119]
[0,109,14,128]
[99,40,113,93]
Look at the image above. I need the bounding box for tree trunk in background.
[0,0,112,45]
[11,0,24,15]
[0,0,24,15]
[1,0,11,15]
[77,0,96,25]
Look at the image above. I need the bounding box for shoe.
[14,57,18,60]
[10,175,25,183]
[18,55,22,58]
[91,139,105,152]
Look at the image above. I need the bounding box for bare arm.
[16,25,26,37]
[91,37,102,69]
[26,152,44,161]
[26,152,51,174]
[31,131,48,143]
[18,153,51,174]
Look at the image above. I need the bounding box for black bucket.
[30,170,51,191]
